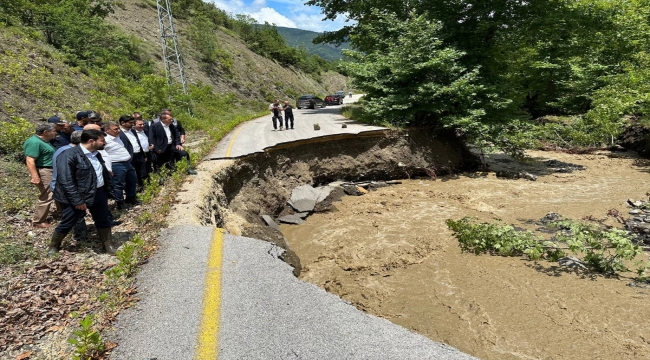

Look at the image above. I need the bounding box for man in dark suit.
[119,115,147,190]
[148,112,196,175]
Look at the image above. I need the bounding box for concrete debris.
[261,215,280,231]
[289,184,321,212]
[628,199,644,208]
[315,186,334,203]
[278,214,305,225]
[295,212,310,219]
[629,209,642,215]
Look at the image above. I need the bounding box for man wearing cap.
[23,123,59,228]
[73,111,88,131]
[48,116,72,149]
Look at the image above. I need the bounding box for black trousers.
[284,113,294,129]
[154,145,191,172]
[131,152,147,187]
[54,186,111,235]
[271,116,283,129]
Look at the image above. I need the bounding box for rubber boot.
[47,232,67,256]
[97,228,119,255]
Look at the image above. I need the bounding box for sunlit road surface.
[208,94,387,159]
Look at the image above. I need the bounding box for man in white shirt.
[104,121,138,209]
[133,116,154,186]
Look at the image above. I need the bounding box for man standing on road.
[48,129,118,255]
[269,99,283,131]
[23,123,59,228]
[283,101,294,130]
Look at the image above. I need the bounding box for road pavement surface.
[208,95,386,159]
[110,98,475,359]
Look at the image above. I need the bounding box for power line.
[156,0,188,94]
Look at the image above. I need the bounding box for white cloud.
[207,0,348,32]
[250,7,297,28]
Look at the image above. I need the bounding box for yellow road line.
[225,126,244,157]
[196,228,225,360]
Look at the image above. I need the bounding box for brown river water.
[280,150,650,359]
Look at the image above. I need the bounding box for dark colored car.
[297,94,326,109]
[325,95,342,105]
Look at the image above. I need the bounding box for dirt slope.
[107,0,347,101]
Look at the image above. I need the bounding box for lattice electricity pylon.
[157,0,188,94]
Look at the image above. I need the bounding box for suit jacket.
[53,146,114,206]
[148,121,180,153]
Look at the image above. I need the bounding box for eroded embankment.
[199,129,478,273]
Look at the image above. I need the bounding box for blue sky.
[207,0,348,32]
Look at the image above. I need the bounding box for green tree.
[342,11,486,128]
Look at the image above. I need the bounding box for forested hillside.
[0,0,347,157]
[313,0,650,154]
[272,25,350,61]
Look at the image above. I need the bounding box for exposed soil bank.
[282,150,650,360]
[199,129,478,272]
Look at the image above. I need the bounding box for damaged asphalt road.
[110,98,475,359]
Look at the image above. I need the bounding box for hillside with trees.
[312,0,650,155]
[271,25,350,61]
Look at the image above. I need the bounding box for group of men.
[269,99,295,131]
[22,108,196,255]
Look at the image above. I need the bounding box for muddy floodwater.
[280,151,650,359]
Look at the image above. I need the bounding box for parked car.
[297,94,326,109]
[325,94,343,105]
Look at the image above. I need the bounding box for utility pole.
[156,0,188,94]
